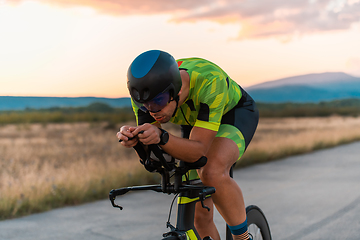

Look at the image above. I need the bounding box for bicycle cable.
[167,193,179,225]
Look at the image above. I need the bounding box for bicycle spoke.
[248,223,263,240]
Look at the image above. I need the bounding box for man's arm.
[132,124,216,163]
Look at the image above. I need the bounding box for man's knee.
[198,137,239,186]
[198,166,227,187]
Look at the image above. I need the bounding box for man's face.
[148,99,177,123]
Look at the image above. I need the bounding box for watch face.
[160,129,169,145]
[163,131,169,143]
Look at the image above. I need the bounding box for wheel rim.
[248,223,263,240]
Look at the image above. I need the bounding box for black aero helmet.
[127,50,182,104]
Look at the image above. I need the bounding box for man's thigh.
[184,125,245,181]
[200,136,240,176]
[215,124,246,161]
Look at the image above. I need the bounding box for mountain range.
[1,72,360,110]
[245,72,360,103]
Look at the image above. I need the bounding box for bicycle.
[109,141,272,240]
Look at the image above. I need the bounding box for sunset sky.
[1,0,360,98]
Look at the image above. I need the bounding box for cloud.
[9,0,360,40]
[171,0,360,40]
[7,0,210,15]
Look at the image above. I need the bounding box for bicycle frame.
[109,143,215,240]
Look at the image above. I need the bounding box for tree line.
[0,98,359,125]
[0,102,135,125]
[257,98,360,117]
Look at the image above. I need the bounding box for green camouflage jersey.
[132,57,242,132]
[171,57,242,131]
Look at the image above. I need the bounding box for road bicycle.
[109,141,272,240]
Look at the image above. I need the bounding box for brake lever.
[110,198,123,210]
[199,187,216,212]
[109,188,131,210]
[109,194,123,210]
[199,192,210,212]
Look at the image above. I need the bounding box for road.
[1,141,360,240]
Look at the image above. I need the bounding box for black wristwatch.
[158,128,169,145]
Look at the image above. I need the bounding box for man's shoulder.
[176,57,206,62]
[177,58,218,69]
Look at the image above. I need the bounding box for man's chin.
[158,119,169,124]
[155,116,169,123]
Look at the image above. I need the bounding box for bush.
[257,98,360,118]
[0,103,135,125]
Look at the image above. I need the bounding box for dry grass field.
[1,116,360,219]
[0,122,156,219]
[241,116,360,166]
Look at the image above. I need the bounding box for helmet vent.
[143,88,150,101]
[132,88,141,101]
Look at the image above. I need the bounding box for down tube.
[176,190,202,239]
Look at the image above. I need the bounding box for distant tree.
[85,102,114,113]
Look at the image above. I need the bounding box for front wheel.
[162,236,179,240]
[246,205,272,240]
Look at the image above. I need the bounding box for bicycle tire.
[246,205,272,240]
[162,236,179,240]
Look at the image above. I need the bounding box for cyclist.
[117,50,259,240]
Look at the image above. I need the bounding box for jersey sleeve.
[194,72,228,132]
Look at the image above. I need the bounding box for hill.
[1,72,360,111]
[246,72,360,103]
[0,96,131,111]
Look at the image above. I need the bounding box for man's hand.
[116,125,138,148]
[132,123,162,145]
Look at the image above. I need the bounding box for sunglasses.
[136,91,173,113]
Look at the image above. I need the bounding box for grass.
[238,116,360,167]
[1,116,360,220]
[0,122,159,219]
